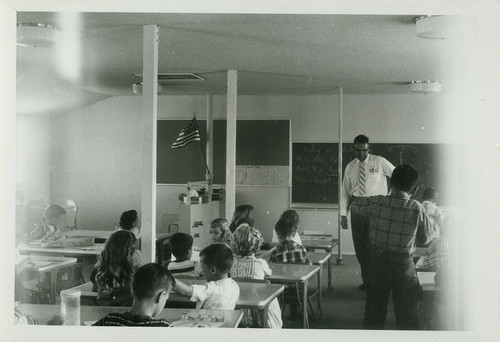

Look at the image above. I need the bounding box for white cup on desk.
[60,289,81,325]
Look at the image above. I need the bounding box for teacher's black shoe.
[358,283,367,290]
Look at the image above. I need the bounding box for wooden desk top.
[308,252,332,265]
[267,263,319,282]
[417,272,438,291]
[65,230,113,239]
[16,304,243,328]
[18,255,77,273]
[169,278,284,309]
[301,238,339,250]
[18,242,105,256]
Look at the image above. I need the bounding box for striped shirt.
[270,240,309,264]
[357,190,434,254]
[92,312,171,327]
[167,260,199,276]
[423,237,450,270]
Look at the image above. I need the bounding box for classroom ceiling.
[16,12,466,116]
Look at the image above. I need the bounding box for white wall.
[50,97,142,231]
[47,92,456,254]
[16,116,51,204]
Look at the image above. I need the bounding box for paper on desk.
[170,320,223,328]
[170,312,225,327]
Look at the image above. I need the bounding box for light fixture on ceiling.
[132,83,163,94]
[409,81,442,94]
[414,15,465,39]
[17,22,61,48]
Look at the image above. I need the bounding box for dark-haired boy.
[25,204,67,247]
[93,263,175,326]
[167,232,200,276]
[172,244,239,309]
[270,218,309,264]
[358,164,434,330]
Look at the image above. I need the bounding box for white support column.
[337,87,343,263]
[140,25,159,263]
[206,93,214,201]
[225,70,238,220]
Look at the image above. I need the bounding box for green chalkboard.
[292,142,457,206]
[157,119,289,184]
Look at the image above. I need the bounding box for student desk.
[308,252,332,316]
[168,277,284,328]
[417,271,438,329]
[300,236,339,290]
[18,255,77,304]
[65,230,112,243]
[64,230,173,263]
[266,263,320,328]
[17,242,105,257]
[15,303,243,328]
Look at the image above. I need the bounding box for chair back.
[56,199,78,230]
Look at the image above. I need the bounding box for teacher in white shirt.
[340,134,395,290]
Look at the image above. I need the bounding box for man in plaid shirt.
[270,217,309,264]
[357,164,434,330]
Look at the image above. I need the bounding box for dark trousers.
[350,210,370,285]
[364,250,419,330]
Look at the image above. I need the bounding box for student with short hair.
[209,218,233,246]
[270,216,309,264]
[172,243,239,310]
[271,210,303,245]
[167,232,200,276]
[93,263,175,326]
[357,164,434,330]
[229,204,255,233]
[421,187,445,238]
[25,204,67,247]
[115,209,140,239]
[91,230,140,306]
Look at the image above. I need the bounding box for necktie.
[359,161,366,196]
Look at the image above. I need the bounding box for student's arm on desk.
[172,278,194,298]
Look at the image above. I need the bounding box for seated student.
[229,204,255,233]
[93,263,174,326]
[209,218,233,246]
[91,230,141,306]
[270,217,309,264]
[115,209,140,239]
[356,164,434,330]
[167,232,200,276]
[418,216,452,271]
[231,225,282,328]
[172,243,240,310]
[25,204,66,247]
[421,187,445,238]
[271,210,303,245]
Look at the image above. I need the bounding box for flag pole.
[193,112,211,177]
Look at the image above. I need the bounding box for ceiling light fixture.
[17,22,61,48]
[409,81,442,94]
[414,15,465,39]
[132,83,163,94]
[133,73,206,83]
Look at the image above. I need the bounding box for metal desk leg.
[49,270,57,304]
[302,280,309,329]
[262,306,269,328]
[317,265,322,317]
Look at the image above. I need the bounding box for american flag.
[171,117,201,149]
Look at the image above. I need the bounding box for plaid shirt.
[358,190,434,254]
[93,312,171,327]
[423,237,450,269]
[270,240,309,264]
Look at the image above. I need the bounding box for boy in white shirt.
[172,243,239,310]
